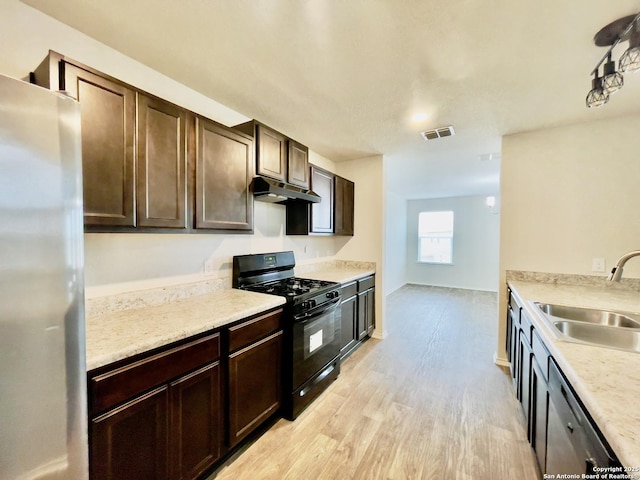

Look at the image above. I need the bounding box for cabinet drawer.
[532,329,550,381]
[90,333,220,416]
[229,309,283,352]
[357,275,375,292]
[341,281,357,299]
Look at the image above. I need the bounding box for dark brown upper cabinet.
[309,165,334,233]
[195,117,254,232]
[235,120,310,189]
[286,165,354,236]
[32,51,255,234]
[63,62,136,227]
[287,140,309,189]
[137,94,187,228]
[334,175,355,236]
[256,124,287,182]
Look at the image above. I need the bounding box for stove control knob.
[309,299,316,308]
[301,301,310,310]
[326,291,339,299]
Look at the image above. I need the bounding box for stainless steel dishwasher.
[546,358,619,475]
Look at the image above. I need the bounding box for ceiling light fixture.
[602,54,624,94]
[588,12,640,108]
[412,113,429,123]
[619,21,640,72]
[586,72,609,108]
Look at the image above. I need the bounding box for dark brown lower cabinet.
[530,357,548,471]
[339,291,358,359]
[90,363,223,480]
[89,309,286,479]
[338,276,375,359]
[88,333,223,480]
[518,331,533,437]
[506,287,620,477]
[170,363,222,480]
[357,287,375,340]
[509,308,519,383]
[228,330,283,447]
[91,386,170,480]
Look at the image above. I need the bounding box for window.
[418,211,454,264]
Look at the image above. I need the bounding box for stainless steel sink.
[534,302,640,328]
[532,302,640,352]
[553,321,640,353]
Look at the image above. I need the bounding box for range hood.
[252,176,321,204]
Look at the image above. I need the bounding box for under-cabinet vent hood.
[252,176,321,204]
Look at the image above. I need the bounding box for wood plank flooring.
[209,285,539,480]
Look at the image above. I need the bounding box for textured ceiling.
[21,0,640,198]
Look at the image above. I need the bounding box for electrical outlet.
[592,257,606,273]
[203,258,215,275]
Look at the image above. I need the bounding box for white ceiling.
[21,0,640,199]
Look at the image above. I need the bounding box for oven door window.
[303,314,336,360]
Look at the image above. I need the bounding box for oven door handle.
[293,297,340,322]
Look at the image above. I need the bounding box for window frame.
[417,210,454,265]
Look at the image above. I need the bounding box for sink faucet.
[607,250,640,282]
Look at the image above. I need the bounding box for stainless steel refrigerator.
[0,73,88,479]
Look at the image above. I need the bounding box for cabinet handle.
[585,457,598,473]
[567,422,574,433]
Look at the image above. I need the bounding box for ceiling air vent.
[420,126,455,141]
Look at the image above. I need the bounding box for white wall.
[384,189,407,294]
[406,195,500,291]
[496,114,640,362]
[0,0,346,294]
[335,155,386,338]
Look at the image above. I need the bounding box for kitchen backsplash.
[86,259,376,318]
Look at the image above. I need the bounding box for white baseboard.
[493,351,510,367]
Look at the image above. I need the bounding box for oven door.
[292,298,341,390]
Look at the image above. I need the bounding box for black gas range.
[232,251,342,420]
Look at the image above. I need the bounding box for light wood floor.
[209,285,539,480]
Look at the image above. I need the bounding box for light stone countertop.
[86,289,285,371]
[508,281,640,469]
[298,267,375,285]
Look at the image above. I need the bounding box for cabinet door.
[509,311,519,382]
[91,386,169,480]
[137,94,187,228]
[357,288,375,340]
[518,332,533,438]
[310,166,334,233]
[195,118,253,231]
[287,140,309,189]
[170,363,222,480]
[256,124,286,181]
[364,288,375,337]
[339,295,358,358]
[64,63,135,227]
[334,176,354,236]
[530,358,548,473]
[228,330,283,447]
